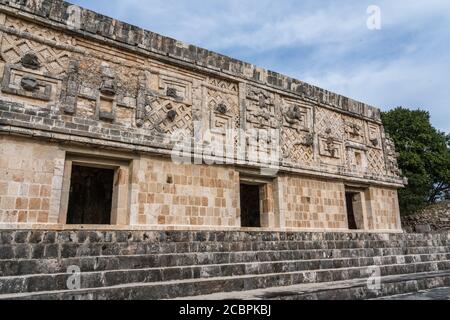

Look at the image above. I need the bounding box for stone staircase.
[0,230,449,300]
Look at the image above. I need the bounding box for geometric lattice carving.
[208,78,238,93]
[4,16,74,47]
[282,128,313,165]
[368,147,386,175]
[2,36,70,75]
[316,107,345,140]
[2,17,71,76]
[143,98,193,135]
[207,84,239,148]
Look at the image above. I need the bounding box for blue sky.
[69,0,450,133]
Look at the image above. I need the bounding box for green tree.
[381,107,450,215]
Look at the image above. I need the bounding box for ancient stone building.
[0,0,406,233]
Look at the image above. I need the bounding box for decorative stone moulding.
[0,0,405,187]
[135,71,148,127]
[1,64,59,101]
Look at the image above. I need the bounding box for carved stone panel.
[61,60,80,114]
[143,98,193,135]
[207,80,239,149]
[367,123,382,149]
[246,85,278,129]
[280,99,313,166]
[158,74,192,105]
[367,147,386,175]
[344,117,365,144]
[316,107,345,140]
[282,129,314,165]
[1,64,60,101]
[384,135,401,176]
[135,71,148,127]
[319,136,343,159]
[345,145,368,173]
[282,100,312,133]
[1,17,71,76]
[96,63,117,121]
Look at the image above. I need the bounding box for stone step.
[1,247,449,277]
[1,262,450,300]
[3,230,448,246]
[175,270,450,300]
[1,237,449,260]
[1,255,449,295]
[1,231,449,250]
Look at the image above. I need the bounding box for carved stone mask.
[258,95,267,108]
[286,106,303,121]
[304,133,314,146]
[167,110,178,122]
[370,138,379,147]
[215,103,227,115]
[20,75,39,92]
[325,137,336,157]
[68,61,80,74]
[21,53,41,70]
[100,76,117,96]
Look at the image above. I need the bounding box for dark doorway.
[240,183,261,228]
[67,165,114,225]
[345,192,358,230]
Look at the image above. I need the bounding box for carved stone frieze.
[62,60,80,114]
[384,135,401,176]
[246,85,278,129]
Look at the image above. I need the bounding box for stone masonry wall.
[0,136,64,225]
[278,175,347,230]
[132,156,240,228]
[366,187,401,231]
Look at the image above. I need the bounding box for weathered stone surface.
[0,1,405,232]
[402,201,450,233]
[0,230,448,300]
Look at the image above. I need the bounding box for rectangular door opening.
[240,183,261,228]
[345,189,367,230]
[345,192,358,230]
[67,165,114,225]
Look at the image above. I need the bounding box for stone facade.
[0,0,405,232]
